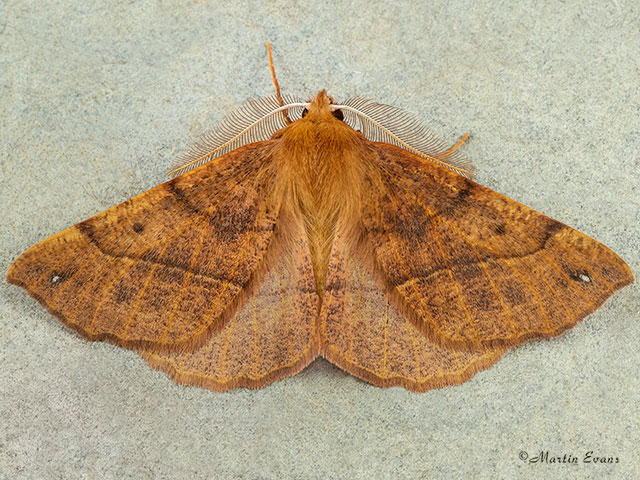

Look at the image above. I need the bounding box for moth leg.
[434,133,469,159]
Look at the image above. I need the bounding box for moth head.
[302,90,344,122]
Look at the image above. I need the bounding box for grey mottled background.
[1,1,638,479]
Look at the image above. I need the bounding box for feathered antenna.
[169,45,308,177]
[334,97,475,179]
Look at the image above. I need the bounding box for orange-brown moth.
[7,45,633,392]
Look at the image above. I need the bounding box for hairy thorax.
[273,111,369,293]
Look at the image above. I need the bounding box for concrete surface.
[1,1,638,479]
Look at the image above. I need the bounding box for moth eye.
[332,109,344,122]
[301,108,308,118]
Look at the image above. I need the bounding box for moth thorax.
[281,125,364,293]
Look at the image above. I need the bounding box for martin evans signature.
[519,450,620,465]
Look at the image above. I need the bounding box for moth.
[7,47,633,392]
